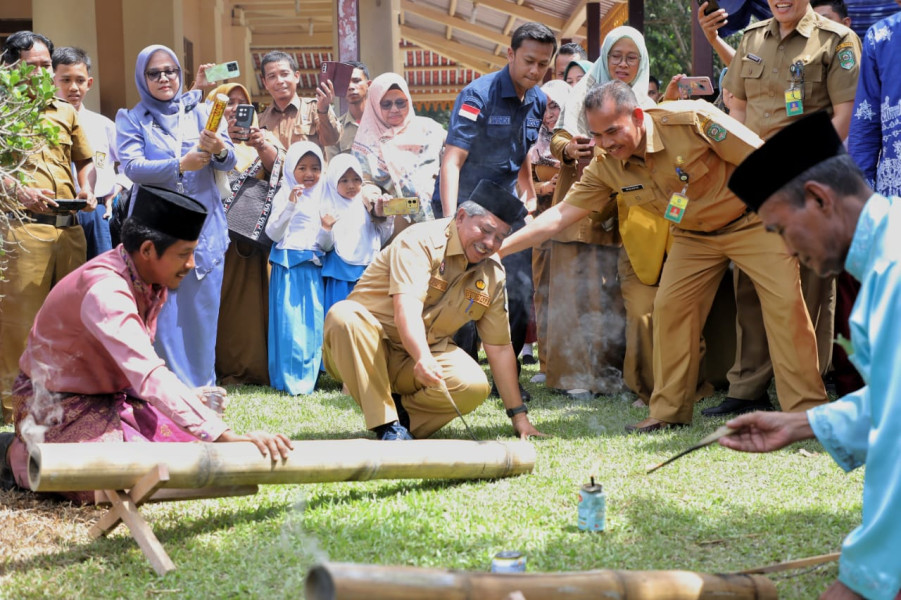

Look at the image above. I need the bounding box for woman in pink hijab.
[352,73,446,234]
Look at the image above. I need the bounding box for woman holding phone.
[116,44,236,388]
[208,83,284,385]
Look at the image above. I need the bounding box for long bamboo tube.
[304,562,778,600]
[28,440,535,492]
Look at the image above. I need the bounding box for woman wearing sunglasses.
[352,72,446,236]
[116,45,236,389]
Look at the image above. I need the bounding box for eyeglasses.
[608,53,641,66]
[379,98,408,111]
[145,68,181,82]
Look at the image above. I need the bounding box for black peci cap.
[728,111,844,212]
[467,180,527,226]
[130,185,208,240]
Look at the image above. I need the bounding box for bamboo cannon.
[27,439,536,492]
[304,562,778,600]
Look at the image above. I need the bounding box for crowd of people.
[2,0,901,595]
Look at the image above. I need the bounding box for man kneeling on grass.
[323,180,544,441]
[721,111,901,600]
[0,185,292,504]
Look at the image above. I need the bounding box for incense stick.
[646,426,735,474]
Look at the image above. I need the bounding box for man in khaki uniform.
[323,180,543,441]
[0,31,96,422]
[501,81,826,432]
[257,51,341,152]
[707,0,860,416]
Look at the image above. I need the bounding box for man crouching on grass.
[721,111,901,600]
[323,180,544,441]
[0,185,292,503]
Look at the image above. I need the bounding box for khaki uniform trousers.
[649,215,825,424]
[1,222,86,422]
[322,300,491,439]
[544,242,624,393]
[531,240,551,372]
[618,248,657,403]
[727,265,835,399]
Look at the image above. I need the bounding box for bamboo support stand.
[28,440,535,575]
[304,562,779,600]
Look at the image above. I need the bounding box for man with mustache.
[500,81,825,433]
[433,22,557,400]
[0,186,292,502]
[323,180,544,441]
[722,111,900,600]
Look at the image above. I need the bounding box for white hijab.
[321,154,383,265]
[270,141,324,249]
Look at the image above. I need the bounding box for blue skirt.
[153,259,224,388]
[268,249,324,395]
[322,252,367,318]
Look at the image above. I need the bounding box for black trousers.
[454,247,533,373]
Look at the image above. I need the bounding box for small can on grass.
[578,477,606,532]
[491,551,526,573]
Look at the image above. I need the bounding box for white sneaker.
[530,372,546,384]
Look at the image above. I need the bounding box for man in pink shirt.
[0,186,292,502]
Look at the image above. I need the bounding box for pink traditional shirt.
[18,246,227,441]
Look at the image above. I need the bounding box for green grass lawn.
[0,363,862,599]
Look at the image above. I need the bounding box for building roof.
[237,0,625,109]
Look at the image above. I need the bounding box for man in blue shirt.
[849,9,901,197]
[434,23,556,392]
[724,111,901,600]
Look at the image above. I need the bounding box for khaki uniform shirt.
[258,96,341,152]
[723,6,860,140]
[325,110,359,161]
[565,101,763,234]
[22,98,92,200]
[348,218,511,350]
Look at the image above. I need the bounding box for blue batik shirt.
[433,65,545,215]
[807,193,901,600]
[849,13,901,196]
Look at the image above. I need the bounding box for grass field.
[0,364,861,599]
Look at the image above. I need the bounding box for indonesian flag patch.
[459,103,481,121]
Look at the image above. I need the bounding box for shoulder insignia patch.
[838,47,856,70]
[705,121,727,142]
[459,103,481,122]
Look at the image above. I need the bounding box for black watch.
[505,404,529,418]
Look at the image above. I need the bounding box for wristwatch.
[505,404,529,418]
[215,148,228,160]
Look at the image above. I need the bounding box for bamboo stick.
[28,440,535,492]
[304,562,779,600]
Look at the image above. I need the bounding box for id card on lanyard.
[785,60,804,117]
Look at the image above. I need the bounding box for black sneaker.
[376,421,414,441]
[521,355,537,365]
[490,382,531,403]
[1,432,18,491]
[701,395,774,417]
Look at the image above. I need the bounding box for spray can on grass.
[578,477,606,532]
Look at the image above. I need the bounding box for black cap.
[130,185,208,240]
[467,180,527,226]
[728,111,844,212]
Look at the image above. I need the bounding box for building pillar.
[628,0,644,33]
[121,0,182,108]
[358,0,402,78]
[32,0,101,112]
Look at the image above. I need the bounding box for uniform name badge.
[785,89,803,117]
[664,193,689,224]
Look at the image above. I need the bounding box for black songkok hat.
[131,185,208,240]
[467,179,527,226]
[728,111,844,212]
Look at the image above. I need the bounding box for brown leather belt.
[23,211,79,228]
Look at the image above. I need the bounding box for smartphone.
[318,61,355,97]
[698,0,720,15]
[49,199,88,213]
[233,104,254,141]
[205,61,240,82]
[382,197,420,216]
[678,76,715,97]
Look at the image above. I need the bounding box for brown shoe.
[624,417,688,434]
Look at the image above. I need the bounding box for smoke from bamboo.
[28,439,536,492]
